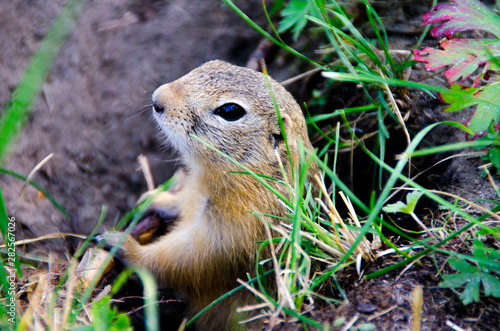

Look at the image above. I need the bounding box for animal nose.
[152,101,165,113]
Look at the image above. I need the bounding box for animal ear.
[271,114,292,150]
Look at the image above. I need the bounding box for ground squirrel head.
[152,60,314,177]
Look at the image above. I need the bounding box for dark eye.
[214,103,246,121]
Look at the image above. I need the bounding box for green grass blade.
[191,134,292,208]
[312,121,445,285]
[0,188,10,253]
[0,167,71,219]
[307,104,378,123]
[377,104,388,189]
[0,0,88,161]
[348,122,500,277]
[367,206,500,279]
[261,0,286,44]
[311,1,357,74]
[411,140,498,157]
[362,0,396,74]
[184,269,274,328]
[111,268,159,331]
[79,195,159,305]
[223,0,323,67]
[0,187,18,329]
[322,72,498,115]
[0,188,21,276]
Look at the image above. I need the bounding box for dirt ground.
[1,0,269,247]
[1,0,500,330]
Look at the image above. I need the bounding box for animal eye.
[214,103,246,121]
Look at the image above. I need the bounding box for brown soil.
[2,0,500,330]
[1,0,267,248]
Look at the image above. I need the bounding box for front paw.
[130,210,179,245]
[92,231,129,261]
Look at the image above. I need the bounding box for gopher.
[97,60,319,330]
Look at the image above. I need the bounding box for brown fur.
[106,60,319,330]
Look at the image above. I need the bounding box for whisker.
[125,104,153,121]
[153,157,184,164]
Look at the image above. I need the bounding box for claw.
[89,233,101,245]
[91,231,127,255]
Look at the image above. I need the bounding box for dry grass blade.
[137,154,155,191]
[0,233,87,249]
[375,245,423,259]
[20,153,53,197]
[264,219,296,311]
[377,68,411,147]
[280,67,323,86]
[429,189,500,222]
[61,260,79,329]
[338,191,376,260]
[16,248,116,329]
[18,273,50,329]
[341,313,360,331]
[314,174,377,273]
[412,285,423,331]
[446,320,467,331]
[236,279,274,314]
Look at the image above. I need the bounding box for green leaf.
[70,327,94,331]
[383,191,422,214]
[461,277,481,304]
[440,273,472,288]
[440,272,481,305]
[382,201,408,214]
[278,0,311,40]
[488,147,500,169]
[481,273,500,298]
[473,239,488,258]
[333,317,346,327]
[473,239,500,274]
[448,257,478,273]
[466,83,500,137]
[440,241,500,305]
[83,295,131,331]
[439,84,479,113]
[111,315,132,330]
[439,83,500,138]
[353,323,377,331]
[405,191,423,213]
[477,226,500,236]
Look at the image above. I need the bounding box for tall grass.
[0,1,88,329]
[215,0,500,328]
[2,0,500,329]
